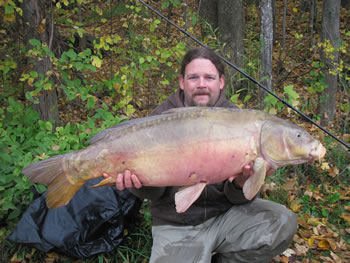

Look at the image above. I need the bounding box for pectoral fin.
[243,157,267,200]
[175,182,207,213]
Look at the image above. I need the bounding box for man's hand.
[103,170,142,191]
[233,162,275,189]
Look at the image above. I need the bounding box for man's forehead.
[185,59,219,75]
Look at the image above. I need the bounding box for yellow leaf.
[321,162,330,170]
[91,56,102,68]
[318,238,337,251]
[308,236,315,247]
[340,213,350,223]
[122,22,128,28]
[4,13,15,22]
[307,217,322,226]
[292,7,298,13]
[290,200,302,212]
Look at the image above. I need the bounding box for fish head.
[260,120,326,168]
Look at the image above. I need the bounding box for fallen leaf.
[282,248,296,257]
[321,162,330,170]
[282,178,297,191]
[298,217,310,229]
[291,200,302,212]
[307,217,322,226]
[295,243,309,256]
[51,145,60,151]
[281,256,289,263]
[330,251,342,263]
[340,213,350,223]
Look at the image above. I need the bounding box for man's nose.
[198,77,206,87]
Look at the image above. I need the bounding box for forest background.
[0,0,349,262]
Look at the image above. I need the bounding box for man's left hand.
[234,162,275,189]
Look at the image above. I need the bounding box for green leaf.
[161,2,170,9]
[88,117,95,129]
[74,62,84,70]
[29,39,41,47]
[66,49,77,59]
[86,96,96,109]
[326,193,341,204]
[45,121,52,131]
[5,5,14,15]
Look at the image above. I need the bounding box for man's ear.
[220,75,225,90]
[178,74,185,90]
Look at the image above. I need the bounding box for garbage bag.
[8,178,142,259]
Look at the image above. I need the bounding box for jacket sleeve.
[223,180,254,205]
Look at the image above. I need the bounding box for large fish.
[23,107,326,213]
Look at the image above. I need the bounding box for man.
[106,47,297,263]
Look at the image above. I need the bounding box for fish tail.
[46,172,84,209]
[23,153,84,209]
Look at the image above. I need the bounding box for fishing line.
[137,0,349,150]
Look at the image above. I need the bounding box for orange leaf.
[340,214,350,223]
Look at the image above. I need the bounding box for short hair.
[180,47,225,77]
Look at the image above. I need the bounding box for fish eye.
[297,133,301,138]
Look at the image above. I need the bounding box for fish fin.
[161,107,200,115]
[243,157,267,200]
[90,176,117,188]
[46,174,84,209]
[90,120,130,145]
[23,153,85,209]
[23,155,66,185]
[175,182,207,213]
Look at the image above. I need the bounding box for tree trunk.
[217,0,245,92]
[320,0,341,126]
[21,0,60,126]
[198,0,218,34]
[197,0,245,94]
[341,0,350,8]
[259,0,274,108]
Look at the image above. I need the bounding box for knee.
[269,207,297,251]
[279,208,298,240]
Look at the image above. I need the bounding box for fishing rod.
[137,0,349,151]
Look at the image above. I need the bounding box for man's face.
[179,58,225,107]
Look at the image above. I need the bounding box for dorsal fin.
[89,120,131,145]
[161,107,204,115]
[89,112,177,145]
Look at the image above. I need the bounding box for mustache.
[192,90,211,96]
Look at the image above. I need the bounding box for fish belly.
[127,136,256,186]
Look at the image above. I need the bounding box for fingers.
[115,170,142,190]
[242,163,253,177]
[131,173,142,189]
[116,173,126,191]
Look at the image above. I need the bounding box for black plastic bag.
[8,178,142,259]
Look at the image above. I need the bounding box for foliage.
[0,96,122,238]
[0,0,350,262]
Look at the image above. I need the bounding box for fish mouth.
[308,143,326,163]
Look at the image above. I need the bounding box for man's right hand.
[103,170,142,191]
